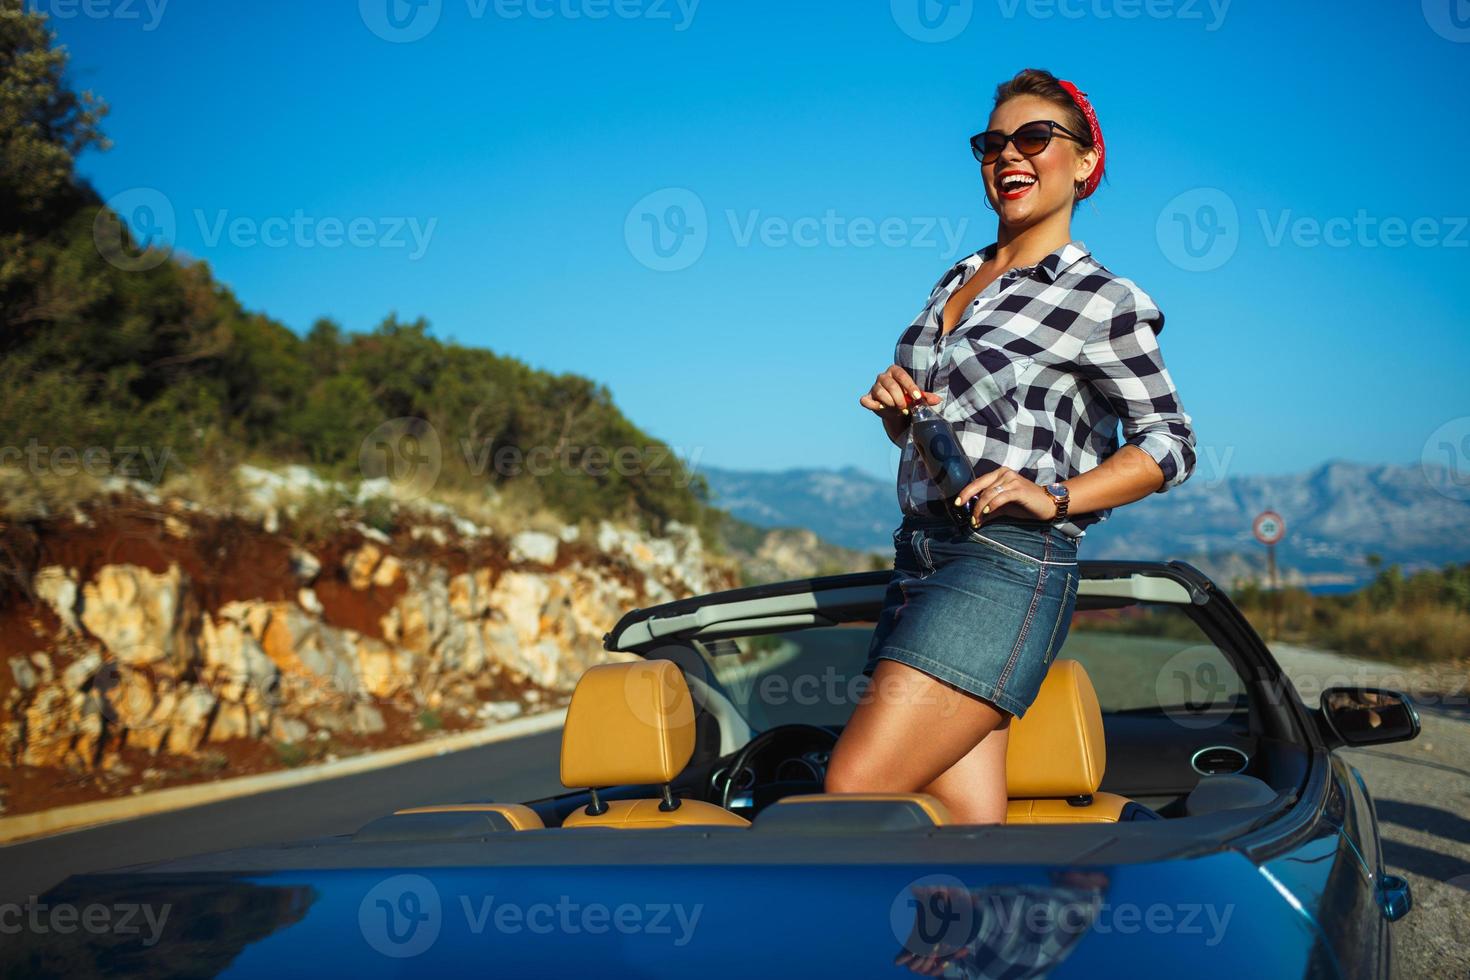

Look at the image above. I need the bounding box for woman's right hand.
[859,365,941,418]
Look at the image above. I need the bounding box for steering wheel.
[719,723,840,811]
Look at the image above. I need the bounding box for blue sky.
[45,0,1470,485]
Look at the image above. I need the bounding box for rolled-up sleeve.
[1076,283,1197,493]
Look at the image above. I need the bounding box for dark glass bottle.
[908,397,974,527]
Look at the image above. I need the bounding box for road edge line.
[0,708,567,846]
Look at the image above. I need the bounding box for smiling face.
[981,94,1099,229]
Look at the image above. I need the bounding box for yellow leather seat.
[1005,659,1134,824]
[559,660,750,829]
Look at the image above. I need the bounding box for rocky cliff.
[0,469,740,813]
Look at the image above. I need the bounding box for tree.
[0,4,109,223]
[1,4,111,331]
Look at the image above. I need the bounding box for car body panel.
[6,854,1338,977]
[4,561,1412,978]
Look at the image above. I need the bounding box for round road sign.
[1253,510,1285,545]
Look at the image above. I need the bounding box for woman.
[824,68,1197,824]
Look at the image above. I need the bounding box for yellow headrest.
[1005,659,1107,798]
[560,660,697,789]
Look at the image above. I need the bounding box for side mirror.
[1319,687,1420,747]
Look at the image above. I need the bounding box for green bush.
[1230,559,1470,663]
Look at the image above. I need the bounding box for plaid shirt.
[894,239,1196,540]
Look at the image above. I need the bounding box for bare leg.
[825,658,1009,823]
[918,718,1010,824]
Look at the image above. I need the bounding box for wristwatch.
[1043,482,1070,523]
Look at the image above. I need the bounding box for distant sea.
[1301,582,1363,597]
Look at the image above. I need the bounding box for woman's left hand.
[954,466,1058,527]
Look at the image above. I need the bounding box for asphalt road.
[1267,644,1470,979]
[0,730,566,905]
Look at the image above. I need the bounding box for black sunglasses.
[969,119,1089,165]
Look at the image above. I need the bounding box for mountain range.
[698,460,1470,590]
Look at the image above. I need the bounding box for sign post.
[1252,510,1286,641]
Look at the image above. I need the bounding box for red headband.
[1058,79,1104,201]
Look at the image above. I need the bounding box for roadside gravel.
[1269,643,1469,978]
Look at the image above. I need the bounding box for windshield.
[693,601,1245,732]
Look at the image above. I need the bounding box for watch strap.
[1045,483,1069,523]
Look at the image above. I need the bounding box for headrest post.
[585,787,608,816]
[658,784,682,812]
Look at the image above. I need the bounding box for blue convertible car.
[5,560,1419,977]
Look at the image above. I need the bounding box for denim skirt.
[861,514,1081,719]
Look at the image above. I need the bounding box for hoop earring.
[983,195,996,213]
